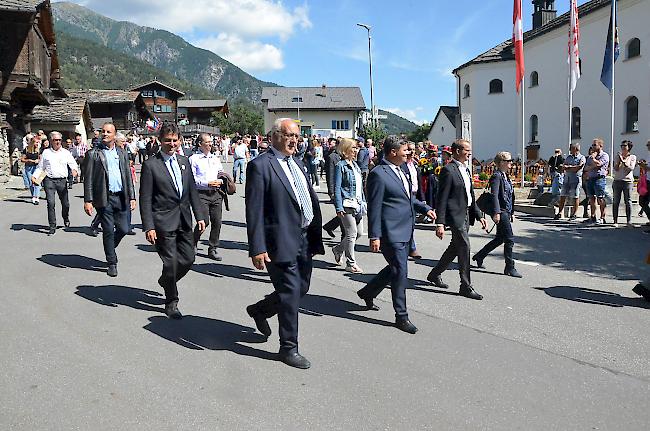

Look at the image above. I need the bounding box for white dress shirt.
[406,160,419,193]
[387,161,409,194]
[453,159,472,206]
[270,146,311,213]
[190,151,224,190]
[161,152,183,195]
[34,147,78,179]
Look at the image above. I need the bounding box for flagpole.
[568,73,573,150]
[609,3,616,175]
[521,80,526,188]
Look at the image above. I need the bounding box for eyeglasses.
[162,138,179,143]
[52,138,62,141]
[502,159,513,162]
[281,132,300,139]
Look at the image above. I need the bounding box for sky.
[60,0,586,125]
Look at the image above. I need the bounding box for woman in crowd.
[332,138,366,274]
[472,151,522,278]
[21,136,41,204]
[313,139,324,180]
[611,140,636,227]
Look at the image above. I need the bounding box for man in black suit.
[427,139,487,300]
[83,123,136,277]
[357,136,435,334]
[140,124,206,319]
[245,118,324,369]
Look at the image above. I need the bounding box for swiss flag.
[512,0,525,93]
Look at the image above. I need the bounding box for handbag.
[342,197,360,212]
[476,175,497,215]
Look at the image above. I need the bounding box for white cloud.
[384,107,428,125]
[64,0,311,73]
[194,34,284,73]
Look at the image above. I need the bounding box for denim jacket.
[334,160,366,212]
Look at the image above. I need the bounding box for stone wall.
[0,126,10,184]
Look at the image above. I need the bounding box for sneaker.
[345,264,363,274]
[568,214,577,221]
[612,223,618,228]
[583,216,596,224]
[599,218,606,225]
[553,213,562,220]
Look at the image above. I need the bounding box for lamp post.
[293,89,301,122]
[357,23,375,127]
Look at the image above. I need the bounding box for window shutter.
[344,120,349,130]
[332,120,336,129]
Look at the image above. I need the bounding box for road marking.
[515,259,540,267]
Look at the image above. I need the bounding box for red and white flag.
[568,0,581,93]
[512,0,525,93]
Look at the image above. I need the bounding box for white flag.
[568,0,581,94]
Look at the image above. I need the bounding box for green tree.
[407,122,432,142]
[211,102,263,135]
[359,123,387,144]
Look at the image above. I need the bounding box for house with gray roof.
[427,106,459,147]
[261,85,366,138]
[31,97,93,143]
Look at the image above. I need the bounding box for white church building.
[452,0,648,162]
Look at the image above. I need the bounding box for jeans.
[233,158,246,182]
[308,162,319,186]
[333,210,361,266]
[474,212,515,270]
[97,194,129,264]
[23,165,41,198]
[43,177,69,228]
[612,180,632,223]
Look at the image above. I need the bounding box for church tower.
[532,0,557,30]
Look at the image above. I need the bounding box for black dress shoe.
[90,228,99,237]
[208,249,223,261]
[472,255,486,269]
[426,272,450,289]
[107,264,118,277]
[323,227,335,238]
[395,318,418,334]
[246,305,271,337]
[459,286,483,300]
[632,283,650,301]
[64,220,71,228]
[409,251,422,259]
[48,227,56,235]
[126,230,136,235]
[279,351,311,369]
[504,267,523,278]
[357,292,379,311]
[165,301,183,319]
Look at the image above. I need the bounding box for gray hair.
[115,132,126,142]
[494,151,512,163]
[49,131,62,140]
[569,142,580,151]
[270,117,294,135]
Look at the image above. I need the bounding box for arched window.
[530,115,539,142]
[530,71,539,87]
[464,84,470,98]
[571,107,581,139]
[625,96,639,133]
[627,38,641,59]
[489,79,503,94]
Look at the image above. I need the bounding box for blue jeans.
[23,165,41,198]
[233,158,246,182]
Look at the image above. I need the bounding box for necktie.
[396,167,409,194]
[286,156,314,225]
[169,156,183,197]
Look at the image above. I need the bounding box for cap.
[356,136,365,143]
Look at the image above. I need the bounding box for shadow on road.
[38,254,107,272]
[135,243,157,253]
[11,223,47,234]
[534,286,650,309]
[222,220,247,229]
[143,315,275,360]
[192,262,272,284]
[75,284,165,313]
[212,239,248,251]
[300,294,396,328]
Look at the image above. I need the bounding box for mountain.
[52,1,276,105]
[379,109,419,135]
[57,32,220,99]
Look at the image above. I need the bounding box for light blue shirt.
[161,152,183,197]
[103,147,122,193]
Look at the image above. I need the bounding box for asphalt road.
[2,175,649,430]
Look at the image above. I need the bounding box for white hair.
[271,117,294,135]
[115,132,126,141]
[49,131,62,140]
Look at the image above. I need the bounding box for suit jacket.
[367,160,431,244]
[488,171,515,215]
[139,152,206,233]
[84,146,135,208]
[245,150,325,263]
[436,161,482,228]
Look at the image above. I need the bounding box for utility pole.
[357,23,375,127]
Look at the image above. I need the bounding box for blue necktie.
[286,156,314,226]
[169,156,183,197]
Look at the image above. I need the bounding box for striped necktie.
[285,156,314,225]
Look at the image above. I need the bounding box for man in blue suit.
[245,118,325,369]
[357,136,435,334]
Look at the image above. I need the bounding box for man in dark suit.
[83,123,136,277]
[140,124,206,319]
[245,118,324,369]
[357,136,435,334]
[427,139,487,300]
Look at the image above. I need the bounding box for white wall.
[427,111,457,147]
[264,109,360,138]
[457,0,649,162]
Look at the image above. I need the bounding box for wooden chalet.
[177,99,229,126]
[130,80,185,125]
[31,96,93,143]
[69,89,152,132]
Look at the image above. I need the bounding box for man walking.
[190,133,226,261]
[555,142,585,220]
[427,139,487,300]
[357,137,435,334]
[32,131,78,235]
[356,137,370,189]
[140,124,206,319]
[245,118,324,369]
[83,123,136,277]
[232,137,249,183]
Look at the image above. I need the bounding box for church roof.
[453,0,611,74]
